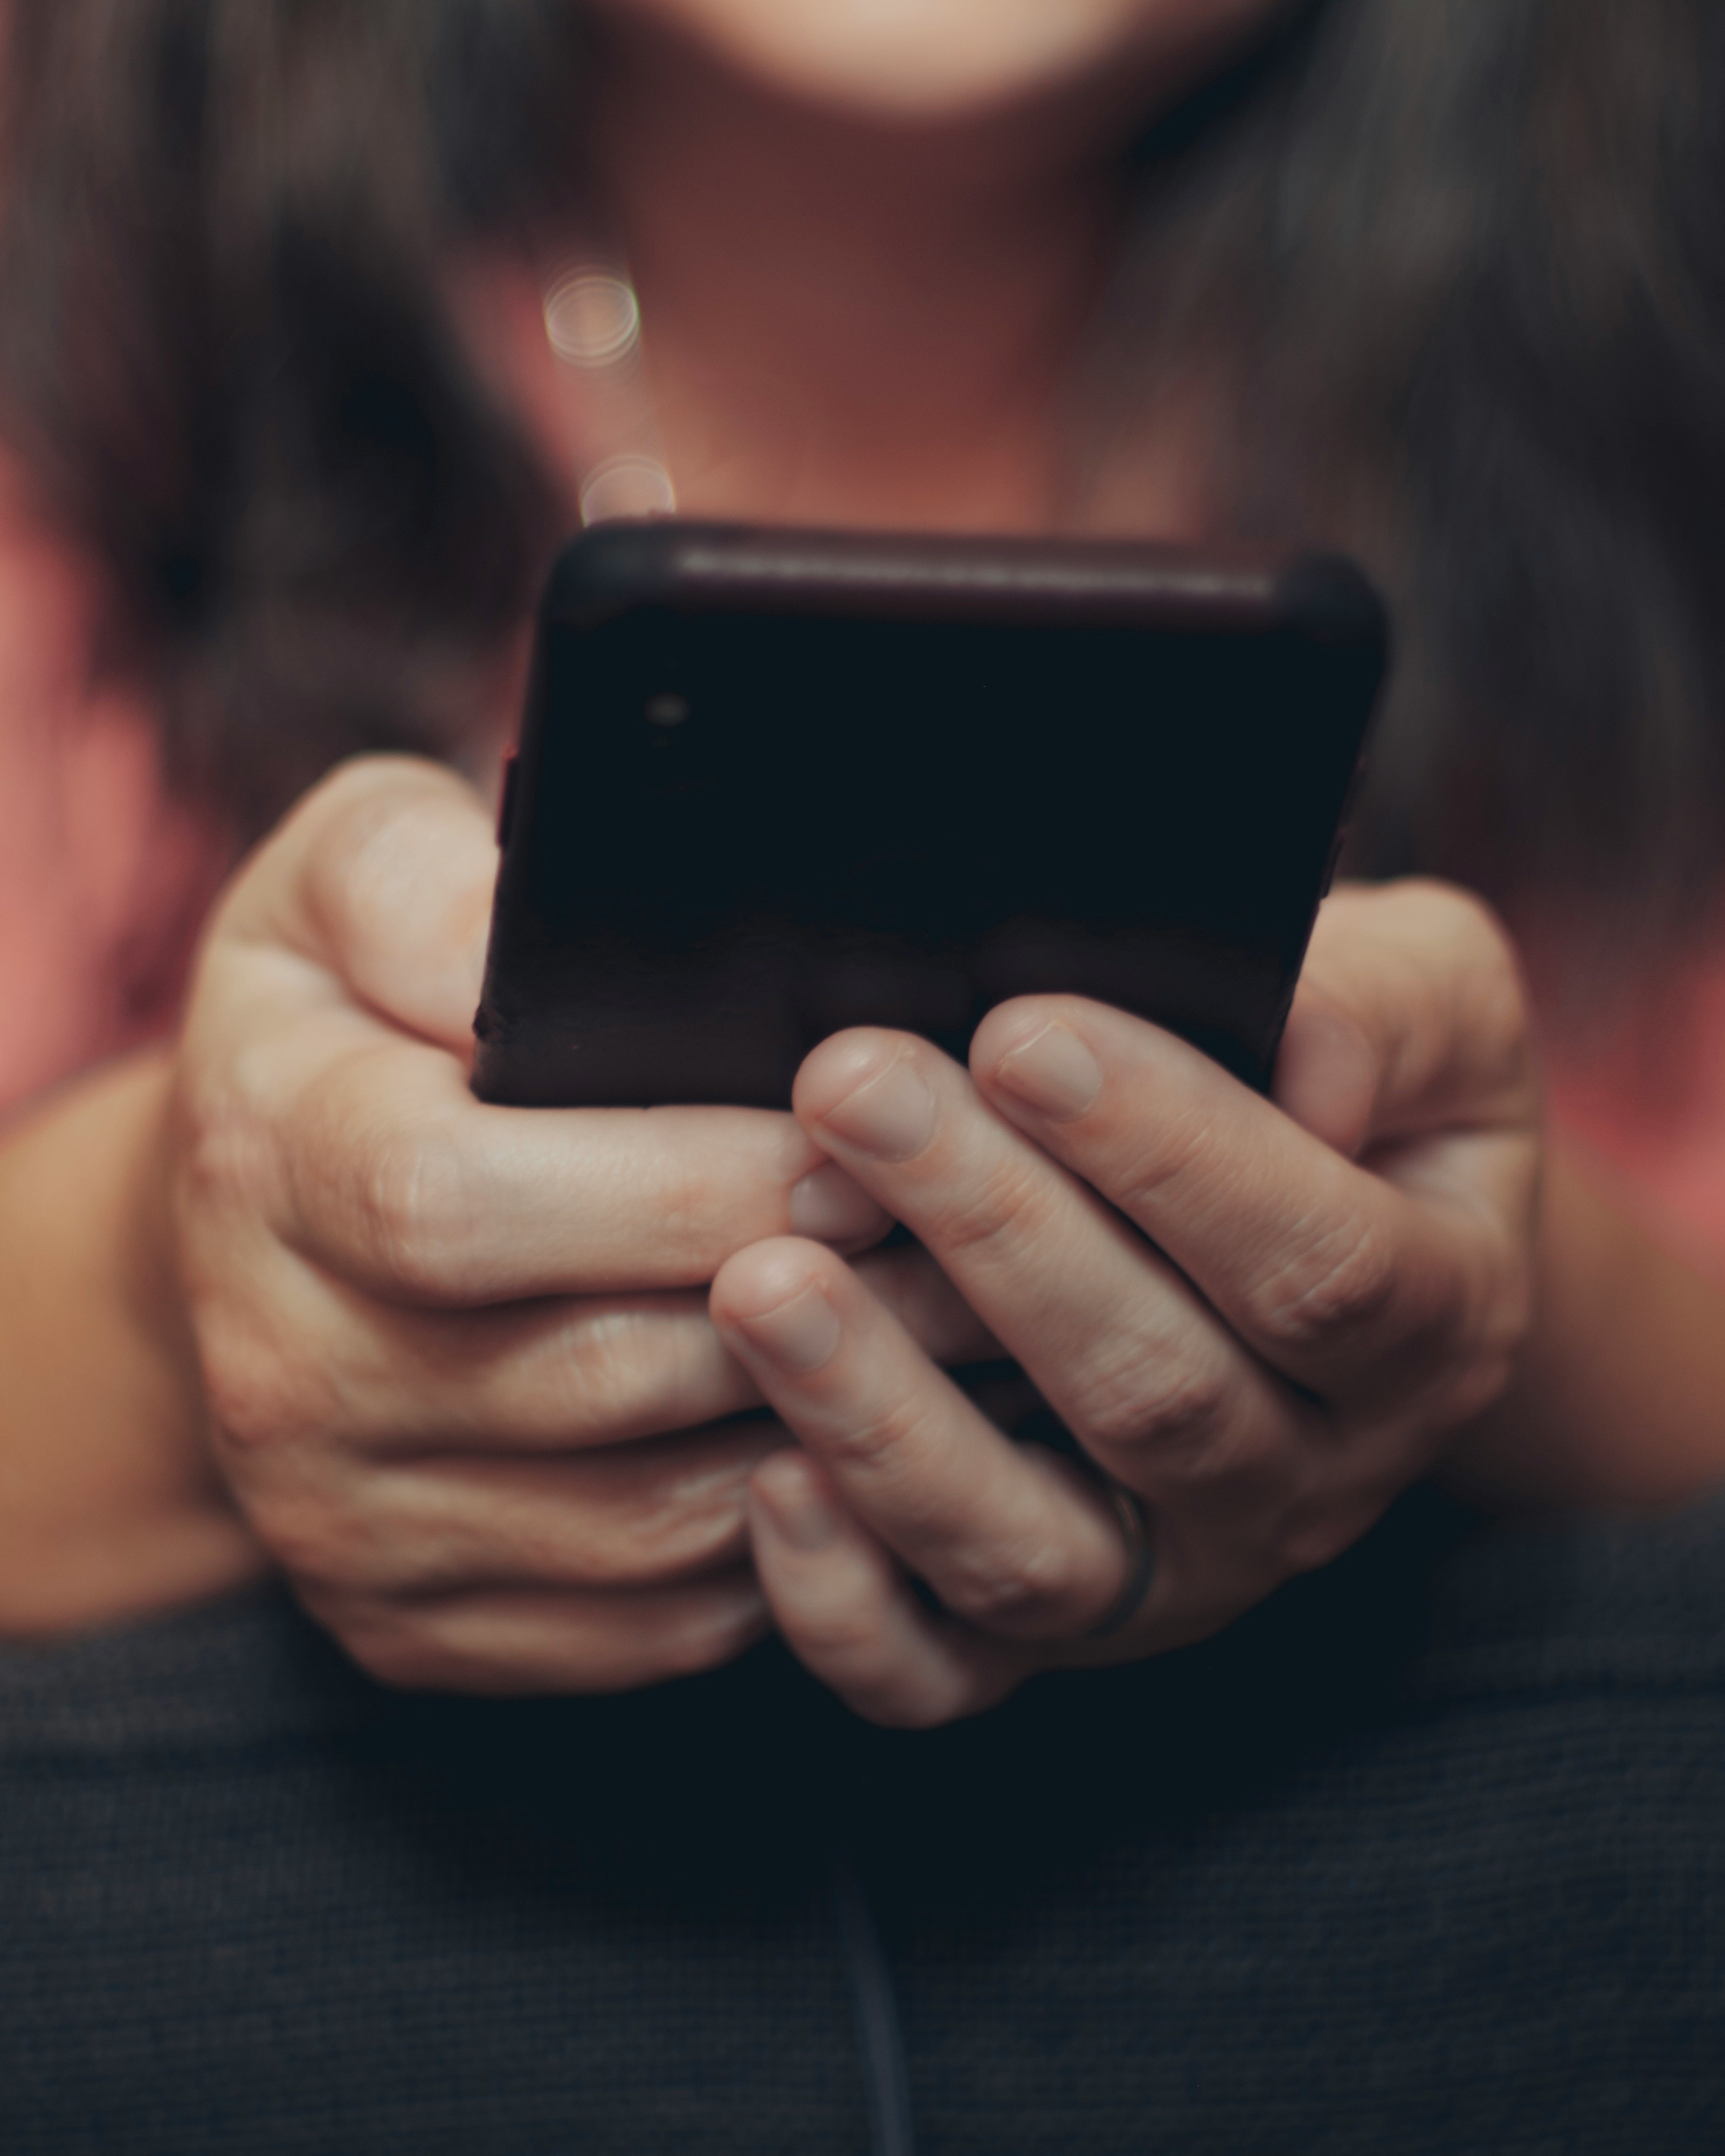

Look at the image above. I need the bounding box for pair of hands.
[172,757,1538,1725]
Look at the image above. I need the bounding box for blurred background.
[2,0,1724,1240]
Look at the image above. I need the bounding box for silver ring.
[1086,1484,1157,1641]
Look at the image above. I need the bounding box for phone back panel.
[472,523,1387,1108]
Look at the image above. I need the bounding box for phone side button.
[496,751,520,849]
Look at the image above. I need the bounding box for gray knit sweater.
[4,1487,1723,2154]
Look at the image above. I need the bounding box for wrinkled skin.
[31,0,1548,1711]
[172,758,1536,1715]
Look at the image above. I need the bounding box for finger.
[180,1018,891,1304]
[853,1242,1004,1367]
[711,1238,1133,1641]
[1268,995,1381,1159]
[307,1568,771,1696]
[746,1449,1351,1722]
[1274,880,1538,1156]
[183,755,895,1303]
[971,992,1534,1409]
[790,1028,1305,1479]
[197,1239,998,1461]
[216,755,500,1054]
[748,1451,1023,1727]
[283,1423,787,1598]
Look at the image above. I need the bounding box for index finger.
[710,1236,1133,1642]
[969,987,1534,1411]
[186,759,891,1303]
[186,1022,890,1304]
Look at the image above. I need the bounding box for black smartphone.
[472,521,1388,1110]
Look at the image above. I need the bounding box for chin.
[608,0,1283,127]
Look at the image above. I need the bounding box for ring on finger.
[1085,1483,1157,1641]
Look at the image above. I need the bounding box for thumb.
[1274,879,1538,1158]
[224,754,498,1055]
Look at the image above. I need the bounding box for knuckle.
[639,1147,728,1269]
[1113,1103,1222,1218]
[416,1300,671,1451]
[250,1486,384,1597]
[1247,1215,1403,1355]
[923,1151,1059,1263]
[821,1387,935,1475]
[343,1118,478,1302]
[567,1510,695,1590]
[1071,1343,1233,1457]
[544,1307,654,1440]
[1138,1408,1276,1502]
[172,1066,283,1231]
[200,1318,320,1455]
[941,1532,1086,1639]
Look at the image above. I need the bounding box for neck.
[587,22,1149,532]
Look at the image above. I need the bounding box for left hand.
[710,880,1540,1727]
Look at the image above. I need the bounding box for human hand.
[712,882,1540,1726]
[171,757,993,1693]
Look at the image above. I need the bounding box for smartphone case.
[472,522,1388,1109]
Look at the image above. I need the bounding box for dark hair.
[1120,0,1725,951]
[3,0,1723,960]
[0,0,588,834]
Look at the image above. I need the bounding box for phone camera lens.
[645,694,691,728]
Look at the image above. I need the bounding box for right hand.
[170,756,992,1694]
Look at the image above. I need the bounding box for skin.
[718,889,1540,1720]
[575,1,1246,534]
[5,752,1725,1704]
[5,0,1725,1716]
[160,758,986,1688]
[607,0,1282,122]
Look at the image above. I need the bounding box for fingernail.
[819,1054,937,1160]
[788,1162,890,1245]
[735,1284,843,1374]
[993,1023,1102,1122]
[754,1456,840,1553]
